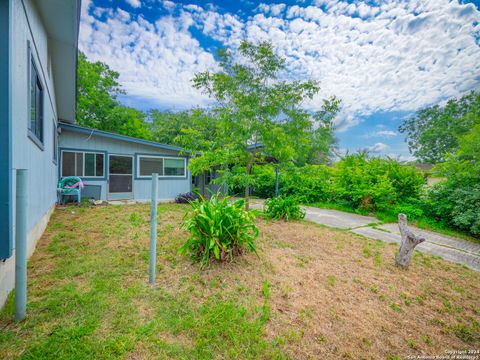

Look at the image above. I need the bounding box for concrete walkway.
[250,200,480,270]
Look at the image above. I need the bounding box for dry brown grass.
[1,203,478,359]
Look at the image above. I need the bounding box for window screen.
[75,153,83,176]
[62,151,75,176]
[164,158,185,176]
[139,157,163,176]
[29,54,43,143]
[96,154,104,177]
[84,153,95,176]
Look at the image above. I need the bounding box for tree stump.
[395,213,425,268]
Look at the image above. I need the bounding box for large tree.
[399,91,480,163]
[178,41,339,208]
[76,52,151,139]
[148,110,195,144]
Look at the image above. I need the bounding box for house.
[58,123,191,201]
[0,0,209,310]
[0,0,81,308]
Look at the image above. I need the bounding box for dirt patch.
[256,221,479,359]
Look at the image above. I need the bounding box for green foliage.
[264,196,306,221]
[231,154,426,214]
[148,110,195,144]
[399,91,480,163]
[422,122,480,237]
[76,52,151,139]
[178,41,339,204]
[179,194,259,268]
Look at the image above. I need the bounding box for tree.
[399,91,480,163]
[76,52,151,139]
[178,41,339,209]
[148,110,195,144]
[424,122,480,237]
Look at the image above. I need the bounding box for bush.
[425,182,480,237]
[228,154,426,214]
[179,194,259,268]
[175,191,200,204]
[264,196,305,221]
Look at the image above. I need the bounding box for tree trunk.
[395,213,425,268]
[244,161,252,211]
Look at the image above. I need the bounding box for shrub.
[228,154,426,214]
[175,191,200,204]
[264,196,306,221]
[425,181,480,237]
[179,194,259,268]
[280,164,333,204]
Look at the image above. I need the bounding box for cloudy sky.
[80,0,480,159]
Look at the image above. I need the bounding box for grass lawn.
[1,203,479,359]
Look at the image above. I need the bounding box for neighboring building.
[58,123,191,201]
[0,0,81,307]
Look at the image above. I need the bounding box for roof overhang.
[36,0,81,123]
[58,122,189,154]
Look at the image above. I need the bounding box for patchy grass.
[1,203,479,359]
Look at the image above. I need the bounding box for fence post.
[15,169,28,321]
[149,173,158,284]
[275,166,279,198]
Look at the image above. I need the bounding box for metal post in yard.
[149,173,158,285]
[275,166,279,198]
[15,169,27,321]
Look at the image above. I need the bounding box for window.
[28,49,43,145]
[139,157,163,176]
[137,156,186,178]
[205,170,213,185]
[61,151,104,178]
[52,121,58,163]
[165,158,185,176]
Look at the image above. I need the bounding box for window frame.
[60,149,106,179]
[27,42,44,150]
[136,155,187,179]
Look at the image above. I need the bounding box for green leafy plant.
[264,196,306,221]
[179,194,259,268]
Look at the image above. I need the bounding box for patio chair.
[57,176,84,205]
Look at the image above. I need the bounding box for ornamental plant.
[264,196,306,221]
[179,194,259,268]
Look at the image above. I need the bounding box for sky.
[79,0,480,160]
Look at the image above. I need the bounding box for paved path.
[250,200,480,270]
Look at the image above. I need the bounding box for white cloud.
[125,0,141,8]
[367,142,389,153]
[79,0,480,123]
[363,130,398,138]
[80,1,217,109]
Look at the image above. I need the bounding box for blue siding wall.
[0,0,12,259]
[59,130,192,201]
[11,0,59,236]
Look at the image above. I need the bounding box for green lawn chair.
[57,176,84,205]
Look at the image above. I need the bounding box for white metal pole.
[149,173,158,284]
[15,169,28,321]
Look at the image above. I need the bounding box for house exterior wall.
[1,0,61,308]
[59,130,192,201]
